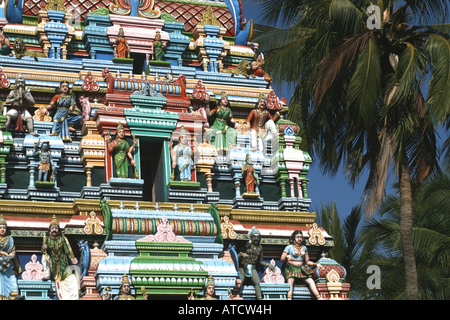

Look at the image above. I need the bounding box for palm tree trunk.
[399,158,419,300]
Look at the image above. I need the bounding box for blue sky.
[241,0,374,219]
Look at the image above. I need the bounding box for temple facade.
[0,0,350,300]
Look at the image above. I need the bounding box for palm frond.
[424,34,450,124]
[347,35,382,127]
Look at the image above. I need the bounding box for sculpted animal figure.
[10,38,46,61]
[222,59,252,78]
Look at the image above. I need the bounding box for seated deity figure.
[245,94,278,152]
[41,81,82,142]
[206,91,239,153]
[3,74,38,136]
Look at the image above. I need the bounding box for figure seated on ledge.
[34,141,55,188]
[2,74,38,136]
[41,81,82,142]
[206,91,239,154]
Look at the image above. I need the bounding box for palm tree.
[359,168,450,299]
[251,0,450,299]
[316,202,368,299]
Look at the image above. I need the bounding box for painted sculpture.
[171,126,194,181]
[206,92,238,153]
[41,215,80,300]
[43,81,82,142]
[237,227,275,300]
[3,74,37,136]
[34,141,54,183]
[106,122,137,179]
[114,27,130,59]
[153,31,165,61]
[281,230,323,300]
[103,273,148,300]
[0,215,22,300]
[241,153,259,195]
[245,94,278,152]
[0,30,11,56]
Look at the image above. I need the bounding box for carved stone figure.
[0,215,23,300]
[241,154,259,194]
[245,94,278,152]
[42,81,82,142]
[105,122,137,179]
[237,227,274,299]
[34,141,54,183]
[114,27,130,59]
[41,215,80,300]
[206,91,239,153]
[153,31,165,61]
[3,74,38,136]
[281,230,323,300]
[170,126,194,181]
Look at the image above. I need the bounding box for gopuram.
[0,0,350,300]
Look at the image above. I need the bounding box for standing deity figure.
[241,154,259,194]
[170,126,195,181]
[281,230,323,300]
[3,74,38,136]
[114,27,130,59]
[41,215,80,300]
[42,81,82,142]
[34,141,54,182]
[206,91,239,153]
[153,31,165,61]
[245,94,278,152]
[106,122,137,179]
[0,215,23,300]
[237,227,274,300]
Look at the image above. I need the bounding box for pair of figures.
[114,28,165,61]
[3,78,82,142]
[238,228,323,300]
[2,215,79,300]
